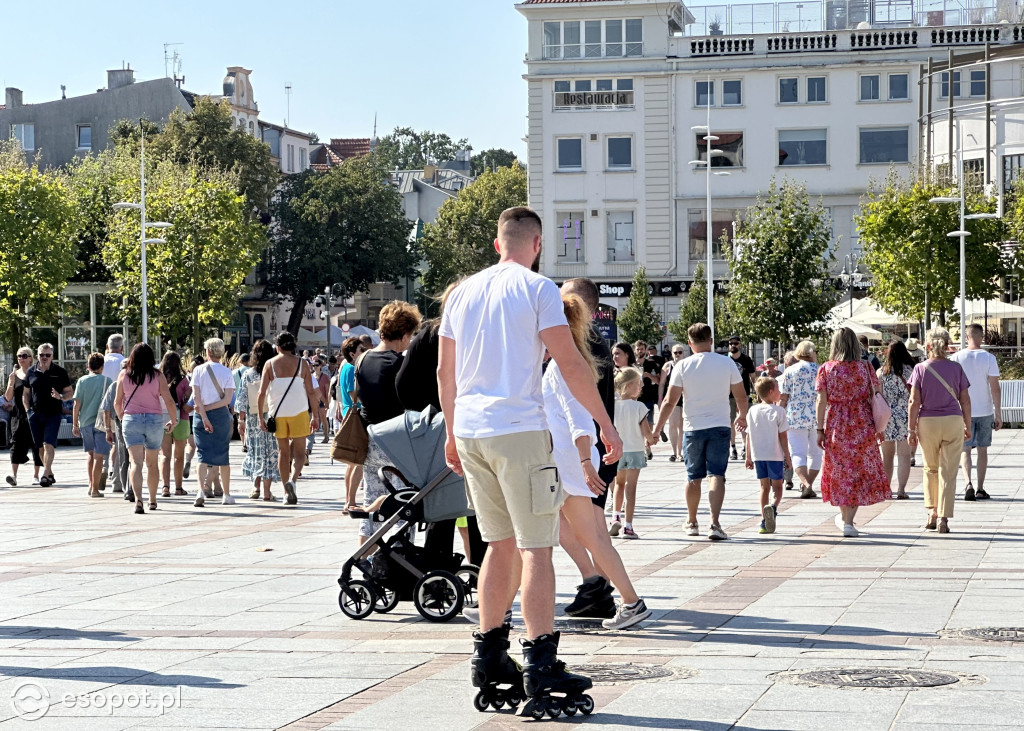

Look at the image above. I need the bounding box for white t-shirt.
[952,348,1000,417]
[439,262,568,438]
[614,399,650,453]
[668,351,743,431]
[192,362,235,407]
[746,403,788,462]
[102,353,124,381]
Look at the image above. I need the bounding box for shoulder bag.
[865,361,892,433]
[266,358,302,434]
[331,353,369,464]
[923,362,962,403]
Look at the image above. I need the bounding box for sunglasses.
[38,353,53,358]
[672,351,684,355]
[17,353,31,359]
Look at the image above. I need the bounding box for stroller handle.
[379,465,414,496]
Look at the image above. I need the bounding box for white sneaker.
[685,522,700,537]
[608,518,621,537]
[843,523,860,538]
[708,524,728,541]
[222,495,236,506]
[462,606,479,624]
[194,494,205,508]
[602,598,651,630]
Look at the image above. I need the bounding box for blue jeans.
[683,427,731,481]
[122,413,165,450]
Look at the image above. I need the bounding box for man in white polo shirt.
[439,207,621,715]
[951,323,1002,500]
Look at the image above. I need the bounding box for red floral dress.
[815,360,891,507]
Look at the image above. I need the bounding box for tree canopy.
[470,148,519,177]
[373,127,470,170]
[617,267,663,345]
[668,263,735,343]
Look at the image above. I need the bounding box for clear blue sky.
[0,1,528,157]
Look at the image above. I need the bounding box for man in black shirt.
[727,336,755,460]
[22,343,73,486]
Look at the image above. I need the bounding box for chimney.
[4,88,23,108]
[107,68,135,90]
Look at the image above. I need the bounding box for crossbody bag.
[923,362,961,403]
[266,358,302,434]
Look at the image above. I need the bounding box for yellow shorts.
[275,412,310,439]
[455,430,563,549]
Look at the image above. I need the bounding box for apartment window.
[625,19,643,56]
[556,211,585,263]
[779,77,798,104]
[556,138,583,171]
[545,18,641,59]
[563,21,581,58]
[807,76,827,103]
[889,73,909,100]
[299,147,307,171]
[688,208,739,261]
[606,210,635,262]
[11,123,34,151]
[695,81,714,107]
[544,22,562,58]
[860,75,881,101]
[859,127,909,164]
[287,144,295,173]
[779,129,827,166]
[696,131,744,167]
[607,137,633,169]
[970,69,986,97]
[723,80,742,106]
[76,124,92,150]
[585,20,601,57]
[1003,153,1024,195]
[617,78,633,91]
[941,71,961,98]
[553,78,634,110]
[606,19,623,57]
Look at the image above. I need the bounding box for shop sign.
[555,90,634,107]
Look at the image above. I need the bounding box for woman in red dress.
[814,327,890,537]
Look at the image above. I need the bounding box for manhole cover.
[958,628,1024,642]
[794,669,960,688]
[554,618,605,632]
[572,663,676,684]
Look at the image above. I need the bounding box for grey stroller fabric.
[367,406,473,523]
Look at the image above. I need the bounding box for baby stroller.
[338,406,479,622]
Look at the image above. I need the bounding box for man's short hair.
[562,278,599,313]
[687,323,712,344]
[966,323,984,339]
[858,335,870,347]
[37,343,54,354]
[107,334,124,352]
[240,353,250,364]
[88,352,105,371]
[754,376,777,401]
[497,207,542,249]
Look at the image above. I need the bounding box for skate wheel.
[564,703,578,716]
[473,692,489,712]
[580,694,595,715]
[526,700,545,720]
[493,697,506,709]
[338,580,375,620]
[546,703,561,718]
[507,691,522,708]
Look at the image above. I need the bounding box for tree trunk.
[286,298,305,337]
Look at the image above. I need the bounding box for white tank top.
[267,358,308,418]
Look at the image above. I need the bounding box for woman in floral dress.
[236,340,281,501]
[878,340,917,500]
[815,327,890,537]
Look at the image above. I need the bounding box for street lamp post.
[314,284,346,359]
[112,123,171,347]
[840,253,862,319]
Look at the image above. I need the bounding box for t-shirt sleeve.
[729,360,742,385]
[815,362,827,392]
[777,405,789,432]
[669,364,683,390]
[956,363,970,392]
[73,379,83,400]
[633,400,651,423]
[908,363,921,389]
[536,279,568,332]
[987,353,1000,378]
[778,370,791,395]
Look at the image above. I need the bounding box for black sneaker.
[964,485,976,502]
[785,480,794,491]
[575,597,617,620]
[975,488,991,500]
[730,447,739,461]
[565,576,613,616]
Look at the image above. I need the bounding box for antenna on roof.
[163,42,183,79]
[285,82,292,127]
[373,113,377,140]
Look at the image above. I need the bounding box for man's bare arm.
[438,336,463,475]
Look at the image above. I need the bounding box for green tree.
[858,171,1004,326]
[373,126,470,170]
[618,266,663,345]
[0,142,79,354]
[420,164,528,301]
[668,263,735,342]
[728,179,839,343]
[470,148,519,177]
[265,156,418,335]
[103,161,267,352]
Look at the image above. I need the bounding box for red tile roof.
[329,138,371,159]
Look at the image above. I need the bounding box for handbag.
[865,361,892,433]
[331,353,369,464]
[266,358,302,434]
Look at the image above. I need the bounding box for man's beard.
[531,246,542,273]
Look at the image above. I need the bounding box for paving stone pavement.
[0,429,1022,730]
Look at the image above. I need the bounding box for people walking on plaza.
[634,340,660,424]
[356,301,422,543]
[4,348,43,487]
[305,358,330,452]
[952,323,1002,500]
[727,336,756,461]
[190,338,236,508]
[23,344,73,487]
[102,334,126,488]
[158,352,191,498]
[609,369,653,540]
[877,340,917,499]
[99,361,130,497]
[236,340,281,501]
[860,335,882,370]
[814,327,891,537]
[182,355,204,480]
[115,344,178,514]
[744,377,790,535]
[659,345,686,462]
[611,342,636,375]
[653,323,747,542]
[779,340,821,499]
[231,352,251,449]
[72,353,112,498]
[335,337,367,511]
[905,338,926,363]
[439,207,620,716]
[908,327,972,534]
[257,332,320,506]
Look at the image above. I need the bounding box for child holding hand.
[609,368,654,539]
[744,377,791,534]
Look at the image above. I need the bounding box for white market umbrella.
[953,297,1024,321]
[347,325,381,345]
[836,319,884,340]
[295,328,325,346]
[830,297,917,326]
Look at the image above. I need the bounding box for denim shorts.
[619,451,648,470]
[28,412,62,447]
[683,426,732,481]
[122,413,165,450]
[963,415,994,449]
[754,460,784,481]
[81,425,111,457]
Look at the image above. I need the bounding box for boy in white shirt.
[744,377,791,534]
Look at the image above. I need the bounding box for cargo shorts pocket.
[530,465,561,516]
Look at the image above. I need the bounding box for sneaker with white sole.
[601,598,652,630]
[708,524,728,541]
[608,518,622,537]
[620,526,639,539]
[194,494,205,508]
[761,505,776,534]
[222,495,236,506]
[685,522,700,537]
[843,523,859,537]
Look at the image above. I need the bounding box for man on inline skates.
[439,207,622,719]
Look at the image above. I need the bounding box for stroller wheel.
[374,586,401,613]
[413,570,464,622]
[338,580,376,620]
[455,565,480,610]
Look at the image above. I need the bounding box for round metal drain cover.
[572,663,676,684]
[554,618,605,632]
[795,669,960,688]
[959,627,1024,642]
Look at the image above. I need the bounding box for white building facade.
[518,0,1024,342]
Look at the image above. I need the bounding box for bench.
[1000,380,1024,426]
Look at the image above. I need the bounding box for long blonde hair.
[562,293,599,382]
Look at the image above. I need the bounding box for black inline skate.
[471,625,525,712]
[521,632,594,719]
[565,575,615,619]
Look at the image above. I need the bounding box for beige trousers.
[918,415,964,518]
